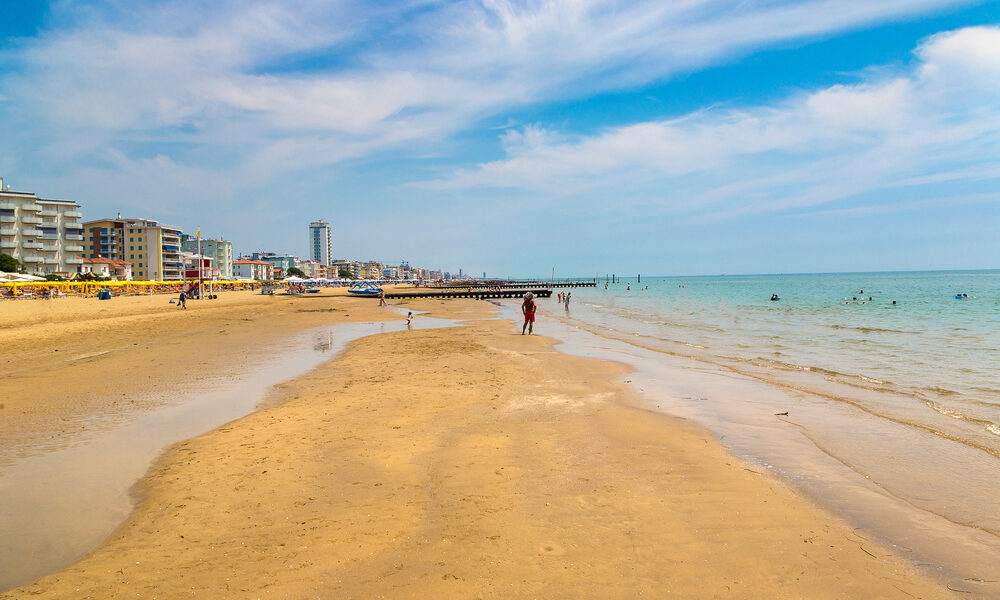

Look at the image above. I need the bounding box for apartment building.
[249,252,299,275]
[331,259,360,278]
[180,235,233,279]
[233,259,274,281]
[82,216,183,281]
[0,180,84,276]
[296,259,325,278]
[361,261,383,279]
[309,220,332,265]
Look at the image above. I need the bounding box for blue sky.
[1,0,998,277]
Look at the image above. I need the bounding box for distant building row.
[1,180,456,282]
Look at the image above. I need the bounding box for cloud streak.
[420,26,1000,222]
[2,0,981,182]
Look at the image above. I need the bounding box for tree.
[338,269,356,279]
[44,273,65,281]
[0,253,21,273]
[286,267,307,278]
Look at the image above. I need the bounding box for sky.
[0,0,998,278]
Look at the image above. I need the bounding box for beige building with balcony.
[82,216,184,281]
[0,179,84,276]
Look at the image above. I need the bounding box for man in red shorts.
[521,292,536,335]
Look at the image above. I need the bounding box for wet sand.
[0,293,959,598]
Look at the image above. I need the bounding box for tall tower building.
[309,220,332,265]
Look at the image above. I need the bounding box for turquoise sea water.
[532,269,1000,591]
[558,270,1000,453]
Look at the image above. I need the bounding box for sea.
[521,269,999,594]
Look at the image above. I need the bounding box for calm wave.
[556,270,1000,456]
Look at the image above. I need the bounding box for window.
[130,255,134,259]
[130,237,134,242]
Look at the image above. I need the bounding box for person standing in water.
[522,292,536,335]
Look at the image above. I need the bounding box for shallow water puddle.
[0,316,455,592]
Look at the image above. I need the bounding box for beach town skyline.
[1,1,997,276]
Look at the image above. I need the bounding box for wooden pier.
[384,288,553,300]
[431,281,595,289]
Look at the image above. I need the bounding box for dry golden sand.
[0,294,956,598]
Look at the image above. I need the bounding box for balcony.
[22,216,42,224]
[0,240,14,249]
[43,257,59,264]
[66,245,84,252]
[0,202,16,210]
[64,223,83,230]
[23,241,43,249]
[21,255,43,263]
[21,203,42,212]
[66,234,83,241]
[38,243,58,252]
[0,227,16,236]
[64,210,82,218]
[65,258,83,265]
[0,216,14,224]
[22,229,41,237]
[39,210,57,217]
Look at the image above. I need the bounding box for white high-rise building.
[309,220,332,266]
[0,179,84,276]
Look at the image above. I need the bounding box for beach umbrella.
[0,272,44,281]
[283,275,305,282]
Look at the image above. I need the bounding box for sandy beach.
[0,291,959,598]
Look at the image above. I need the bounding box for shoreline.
[0,294,964,598]
[518,298,1000,595]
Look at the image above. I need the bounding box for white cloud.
[421,26,1000,220]
[3,0,979,179]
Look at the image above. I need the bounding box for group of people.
[521,289,572,335]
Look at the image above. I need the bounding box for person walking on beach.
[378,289,387,307]
[178,290,187,310]
[522,292,536,335]
[406,311,413,329]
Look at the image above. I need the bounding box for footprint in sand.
[539,542,566,555]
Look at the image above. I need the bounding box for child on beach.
[406,312,413,329]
